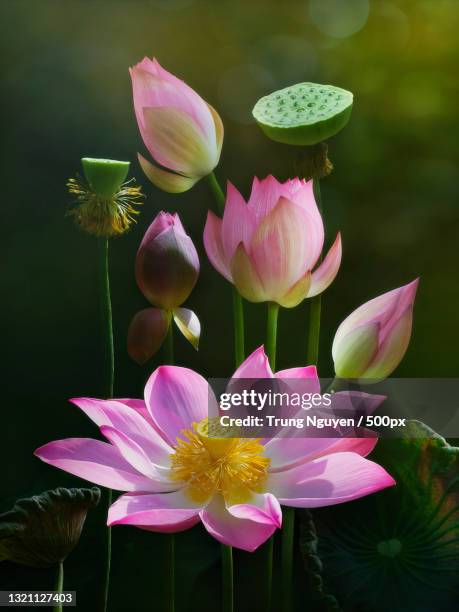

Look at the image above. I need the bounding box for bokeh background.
[2,0,458,610]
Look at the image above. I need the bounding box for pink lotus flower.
[35,348,394,552]
[203,176,342,307]
[128,211,200,362]
[130,57,223,193]
[333,279,419,380]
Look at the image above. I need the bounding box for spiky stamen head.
[170,418,271,505]
[67,176,144,237]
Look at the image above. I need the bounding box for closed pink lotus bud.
[136,212,199,310]
[332,279,419,380]
[203,175,341,307]
[130,57,223,193]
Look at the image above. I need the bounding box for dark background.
[1,0,458,610]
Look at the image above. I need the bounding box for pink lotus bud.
[136,212,199,310]
[332,279,419,380]
[130,57,223,193]
[203,175,341,307]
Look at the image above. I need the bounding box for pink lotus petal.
[138,154,199,193]
[207,102,224,156]
[363,307,414,379]
[250,198,317,300]
[265,436,378,473]
[127,307,170,364]
[277,270,312,308]
[108,490,203,532]
[100,426,174,488]
[230,242,267,303]
[70,397,172,466]
[247,175,284,220]
[308,233,342,298]
[221,182,256,261]
[173,307,200,350]
[199,495,277,552]
[142,107,216,176]
[130,58,216,147]
[227,493,282,528]
[267,452,395,508]
[34,439,157,492]
[333,322,380,378]
[233,346,274,379]
[144,366,213,445]
[323,436,378,458]
[275,365,318,380]
[113,398,152,423]
[248,177,324,260]
[203,211,232,282]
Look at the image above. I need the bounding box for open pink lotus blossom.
[130,57,223,193]
[35,347,394,552]
[333,279,419,380]
[203,176,342,307]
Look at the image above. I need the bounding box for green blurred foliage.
[1,0,459,609]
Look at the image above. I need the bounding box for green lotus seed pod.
[252,83,353,146]
[82,158,130,199]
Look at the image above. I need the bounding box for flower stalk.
[263,301,280,611]
[163,321,175,612]
[100,237,114,612]
[221,544,234,612]
[53,562,64,612]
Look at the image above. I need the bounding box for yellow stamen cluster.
[67,176,143,237]
[170,419,270,504]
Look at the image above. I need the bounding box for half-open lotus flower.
[333,279,419,380]
[130,57,223,193]
[35,348,394,552]
[203,176,342,307]
[128,211,201,362]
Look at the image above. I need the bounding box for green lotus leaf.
[0,487,101,568]
[252,82,353,146]
[302,422,459,612]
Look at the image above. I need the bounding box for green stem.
[164,317,174,365]
[221,544,234,612]
[266,302,279,370]
[207,171,225,214]
[263,302,280,611]
[281,508,295,612]
[100,238,114,612]
[207,172,245,368]
[101,238,115,397]
[232,289,245,367]
[162,320,175,612]
[262,537,273,612]
[53,562,64,612]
